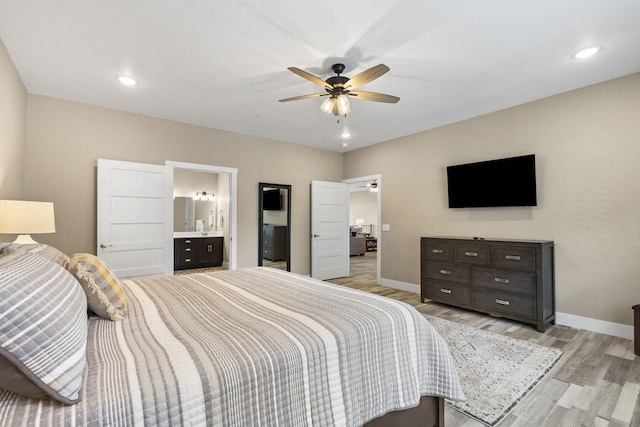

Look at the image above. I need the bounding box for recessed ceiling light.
[117,75,139,86]
[341,142,349,148]
[341,131,351,138]
[573,46,602,59]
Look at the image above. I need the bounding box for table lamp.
[0,200,56,244]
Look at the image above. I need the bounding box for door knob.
[312,234,320,238]
[99,243,113,248]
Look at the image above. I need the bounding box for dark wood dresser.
[174,236,223,270]
[420,236,555,332]
[263,224,287,261]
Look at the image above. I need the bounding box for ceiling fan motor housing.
[331,63,346,75]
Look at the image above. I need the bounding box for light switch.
[382,224,391,231]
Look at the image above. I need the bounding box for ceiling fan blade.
[287,67,332,89]
[343,64,390,90]
[279,93,325,102]
[349,91,400,103]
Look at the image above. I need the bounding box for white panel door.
[311,180,349,280]
[97,159,173,279]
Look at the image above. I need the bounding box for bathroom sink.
[173,231,223,238]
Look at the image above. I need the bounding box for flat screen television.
[262,189,282,210]
[446,154,537,208]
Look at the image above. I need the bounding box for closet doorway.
[343,175,381,283]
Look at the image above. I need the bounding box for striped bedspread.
[0,267,464,426]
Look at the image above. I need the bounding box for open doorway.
[166,161,238,271]
[343,175,381,283]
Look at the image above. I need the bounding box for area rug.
[425,315,564,426]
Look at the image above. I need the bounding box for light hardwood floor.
[329,252,640,427]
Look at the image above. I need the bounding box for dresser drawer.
[424,261,470,284]
[263,247,273,260]
[491,245,536,271]
[472,267,535,295]
[455,243,489,265]
[424,280,470,305]
[473,289,535,319]
[422,240,454,261]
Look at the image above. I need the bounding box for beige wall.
[344,73,640,326]
[0,39,27,242]
[0,38,26,200]
[23,95,343,274]
[349,191,377,236]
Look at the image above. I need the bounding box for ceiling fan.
[279,63,400,116]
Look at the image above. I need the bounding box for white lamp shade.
[0,200,56,238]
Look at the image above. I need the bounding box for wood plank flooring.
[328,252,640,427]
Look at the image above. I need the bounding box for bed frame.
[364,396,444,427]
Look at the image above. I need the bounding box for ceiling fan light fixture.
[320,97,334,114]
[336,94,350,116]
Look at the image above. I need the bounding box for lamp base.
[12,234,39,244]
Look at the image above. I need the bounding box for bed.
[0,243,464,426]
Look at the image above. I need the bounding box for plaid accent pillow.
[0,248,88,404]
[67,253,127,321]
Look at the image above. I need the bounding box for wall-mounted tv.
[447,154,537,208]
[262,189,282,210]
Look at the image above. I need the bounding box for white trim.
[378,277,420,294]
[377,278,634,340]
[166,160,238,270]
[556,312,633,340]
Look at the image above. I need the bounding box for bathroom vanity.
[174,232,223,270]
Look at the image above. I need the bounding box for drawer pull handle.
[440,288,452,294]
[208,244,213,252]
[439,269,452,275]
[495,299,510,306]
[432,249,444,254]
[185,248,191,252]
[185,258,192,262]
[185,240,191,243]
[465,251,478,257]
[505,255,521,261]
[494,277,510,284]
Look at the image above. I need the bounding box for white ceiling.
[1,0,639,152]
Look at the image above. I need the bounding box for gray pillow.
[0,242,70,267]
[0,248,88,404]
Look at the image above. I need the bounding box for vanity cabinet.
[262,224,287,261]
[174,237,223,270]
[420,236,555,332]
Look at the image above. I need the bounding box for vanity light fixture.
[573,45,602,59]
[195,191,215,201]
[117,75,139,86]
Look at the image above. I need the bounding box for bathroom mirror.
[173,197,216,232]
[258,183,291,271]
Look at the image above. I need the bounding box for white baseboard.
[377,278,635,340]
[378,277,420,294]
[556,312,634,340]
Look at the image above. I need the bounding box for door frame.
[166,161,238,270]
[258,182,292,271]
[342,174,382,283]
